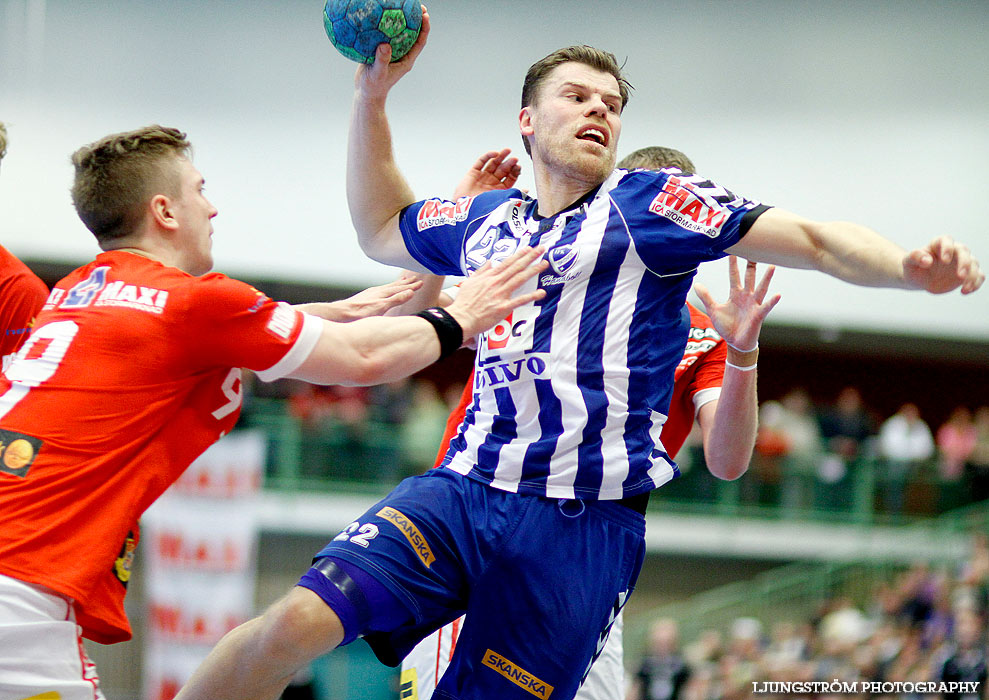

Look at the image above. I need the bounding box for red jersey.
[660,303,727,457]
[0,245,49,372]
[0,251,321,643]
[434,303,726,466]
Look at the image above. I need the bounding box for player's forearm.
[731,209,912,289]
[701,349,759,480]
[294,301,358,322]
[346,92,418,265]
[292,315,443,386]
[176,617,295,700]
[806,220,915,289]
[384,273,447,316]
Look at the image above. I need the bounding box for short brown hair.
[70,125,191,244]
[618,146,695,174]
[520,46,633,155]
[0,122,8,163]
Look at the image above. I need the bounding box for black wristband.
[414,307,464,361]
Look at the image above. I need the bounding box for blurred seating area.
[624,524,989,700]
[240,375,989,526]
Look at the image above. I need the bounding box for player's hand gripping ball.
[323,0,423,64]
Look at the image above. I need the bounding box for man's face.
[520,61,623,185]
[170,157,218,276]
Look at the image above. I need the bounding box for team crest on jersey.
[648,175,737,238]
[113,531,137,587]
[0,429,42,478]
[417,196,474,231]
[540,244,582,286]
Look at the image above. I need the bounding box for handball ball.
[323,0,423,64]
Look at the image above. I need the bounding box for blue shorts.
[303,467,646,700]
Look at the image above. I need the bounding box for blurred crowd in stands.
[243,376,989,520]
[629,533,989,700]
[679,386,989,519]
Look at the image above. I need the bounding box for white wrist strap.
[725,361,757,372]
[726,340,758,353]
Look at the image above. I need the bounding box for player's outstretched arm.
[346,8,432,269]
[296,276,424,322]
[288,246,546,386]
[378,148,525,316]
[727,208,984,295]
[379,148,525,315]
[694,257,780,480]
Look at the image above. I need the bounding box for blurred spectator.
[935,609,987,700]
[814,600,869,687]
[287,383,371,479]
[938,611,987,700]
[877,403,935,515]
[367,377,415,427]
[965,407,989,503]
[958,533,989,620]
[774,388,823,512]
[895,563,938,629]
[818,387,876,460]
[936,407,977,511]
[816,387,876,510]
[287,383,338,430]
[640,536,989,700]
[630,618,691,700]
[366,377,416,481]
[749,401,787,506]
[288,383,369,432]
[720,617,763,698]
[399,379,450,477]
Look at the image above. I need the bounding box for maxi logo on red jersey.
[648,175,735,238]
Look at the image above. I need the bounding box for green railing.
[244,398,969,526]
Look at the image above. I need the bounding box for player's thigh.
[436,499,645,700]
[313,470,481,628]
[0,576,104,700]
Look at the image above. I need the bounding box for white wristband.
[725,361,757,372]
[726,341,758,353]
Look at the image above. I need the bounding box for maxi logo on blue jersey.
[475,353,549,390]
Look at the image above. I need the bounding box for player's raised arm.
[346,9,431,270]
[694,257,780,480]
[727,208,984,295]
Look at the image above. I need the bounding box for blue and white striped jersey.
[400,168,769,500]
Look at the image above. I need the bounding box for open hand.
[446,246,547,338]
[452,148,523,199]
[694,256,781,351]
[297,275,424,322]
